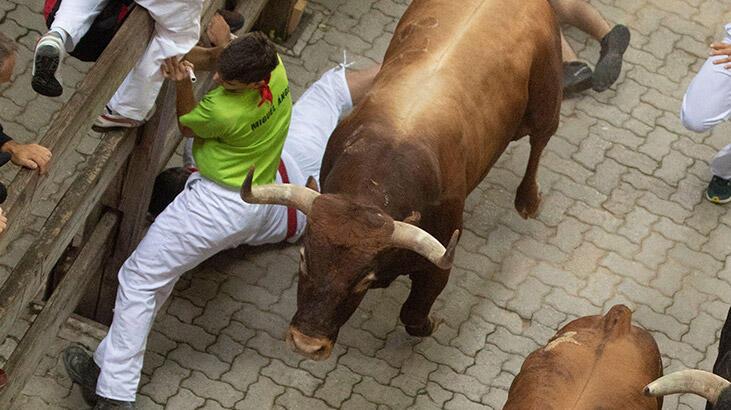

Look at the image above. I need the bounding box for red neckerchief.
[257,74,273,107]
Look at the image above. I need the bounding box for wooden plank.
[0,126,136,346]
[92,0,225,324]
[113,81,177,269]
[256,0,297,41]
[239,0,272,33]
[0,6,154,255]
[92,0,227,323]
[93,82,177,324]
[0,212,118,407]
[288,0,308,35]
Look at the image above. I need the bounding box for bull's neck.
[322,124,440,220]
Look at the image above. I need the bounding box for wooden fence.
[0,0,299,405]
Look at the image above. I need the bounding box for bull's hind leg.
[515,135,549,219]
[514,29,562,219]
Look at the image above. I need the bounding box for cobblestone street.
[2,0,731,408]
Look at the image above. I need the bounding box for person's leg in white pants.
[681,23,731,202]
[283,63,380,182]
[92,174,292,401]
[35,0,203,125]
[49,0,110,51]
[103,0,204,122]
[32,0,110,96]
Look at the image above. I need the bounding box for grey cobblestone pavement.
[2,0,731,408]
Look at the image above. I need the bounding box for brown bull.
[505,305,663,409]
[242,0,562,360]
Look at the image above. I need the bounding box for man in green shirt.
[177,34,292,188]
[63,28,379,408]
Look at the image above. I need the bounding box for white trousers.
[681,23,731,179]
[93,67,353,401]
[51,0,204,120]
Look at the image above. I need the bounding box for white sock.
[47,28,71,52]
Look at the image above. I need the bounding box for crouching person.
[681,25,731,204]
[61,30,379,408]
[0,33,53,234]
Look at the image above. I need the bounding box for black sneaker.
[592,24,631,92]
[218,9,245,32]
[63,344,100,405]
[563,61,593,94]
[32,32,65,97]
[94,397,135,409]
[706,176,731,204]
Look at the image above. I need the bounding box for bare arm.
[183,14,232,71]
[184,46,224,72]
[175,80,197,137]
[162,58,197,137]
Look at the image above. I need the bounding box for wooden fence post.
[0,212,118,408]
[256,0,298,41]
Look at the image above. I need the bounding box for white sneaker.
[92,105,155,130]
[32,32,65,97]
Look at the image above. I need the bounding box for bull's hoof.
[404,315,442,337]
[515,184,542,219]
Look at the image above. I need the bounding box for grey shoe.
[94,397,135,409]
[63,344,100,405]
[592,24,631,92]
[563,61,593,94]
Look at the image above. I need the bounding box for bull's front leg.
[515,135,549,219]
[400,267,449,336]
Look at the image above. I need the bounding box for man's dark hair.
[0,33,17,66]
[217,32,278,84]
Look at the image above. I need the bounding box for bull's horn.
[391,223,459,270]
[644,370,730,404]
[240,167,320,214]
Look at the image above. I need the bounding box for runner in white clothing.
[60,41,380,407]
[32,0,204,128]
[681,23,731,204]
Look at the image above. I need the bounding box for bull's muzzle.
[286,326,334,361]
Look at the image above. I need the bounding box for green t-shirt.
[179,56,292,188]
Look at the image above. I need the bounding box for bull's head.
[241,168,458,360]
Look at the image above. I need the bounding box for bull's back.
[504,305,662,409]
[363,0,560,192]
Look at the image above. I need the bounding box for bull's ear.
[306,176,319,192]
[403,211,421,225]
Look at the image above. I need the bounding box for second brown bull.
[505,305,663,409]
[242,0,563,360]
